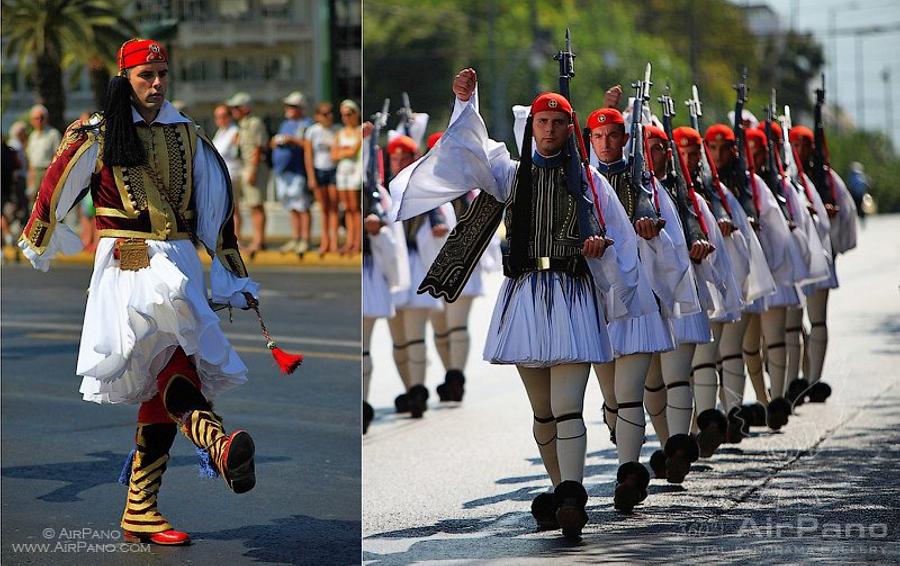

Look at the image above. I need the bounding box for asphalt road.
[1,264,361,565]
[363,214,900,564]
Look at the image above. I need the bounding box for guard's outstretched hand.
[582,235,613,258]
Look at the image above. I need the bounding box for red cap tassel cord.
[242,292,304,374]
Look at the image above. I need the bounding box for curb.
[2,245,360,270]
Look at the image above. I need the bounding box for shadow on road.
[1,451,289,503]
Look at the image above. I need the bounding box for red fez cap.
[745,127,767,150]
[587,108,625,130]
[643,125,668,142]
[388,135,418,155]
[704,124,735,143]
[789,125,814,144]
[530,92,573,117]
[673,126,702,147]
[426,131,443,150]
[117,38,168,72]
[758,121,782,142]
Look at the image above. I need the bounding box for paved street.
[1,264,361,565]
[363,214,900,564]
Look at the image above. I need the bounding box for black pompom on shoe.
[394,393,410,414]
[363,402,374,434]
[766,397,791,430]
[407,385,429,418]
[530,492,559,531]
[696,408,727,457]
[436,369,466,402]
[786,378,810,406]
[614,462,650,512]
[744,402,768,427]
[807,381,832,403]
[726,406,747,443]
[664,434,699,484]
[554,481,588,538]
[649,449,667,479]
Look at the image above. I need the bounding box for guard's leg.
[613,353,652,513]
[784,306,807,405]
[518,366,560,531]
[387,311,411,414]
[402,307,430,418]
[644,354,669,479]
[436,297,471,402]
[363,316,376,434]
[761,306,790,429]
[593,361,618,444]
[660,343,699,483]
[693,325,727,457]
[806,289,832,402]
[549,363,590,537]
[160,348,255,494]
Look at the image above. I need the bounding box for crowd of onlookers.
[213,91,363,257]
[1,94,363,259]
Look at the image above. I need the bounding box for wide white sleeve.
[388,102,516,222]
[193,138,260,307]
[648,183,701,318]
[587,168,658,321]
[724,190,776,303]
[829,171,858,254]
[18,143,97,271]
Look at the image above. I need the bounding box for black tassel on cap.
[102,75,146,167]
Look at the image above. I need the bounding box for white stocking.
[644,354,669,447]
[593,361,617,438]
[387,314,411,389]
[761,307,788,399]
[785,306,803,385]
[614,353,651,465]
[743,313,768,404]
[363,316,376,401]
[719,318,749,410]
[806,289,829,384]
[661,343,695,437]
[403,308,430,388]
[518,367,560,486]
[445,296,472,371]
[430,309,451,370]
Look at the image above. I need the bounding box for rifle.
[554,28,606,236]
[659,83,707,245]
[396,92,413,137]
[811,73,839,211]
[365,98,391,218]
[762,90,794,222]
[731,67,761,225]
[783,105,818,213]
[686,84,733,220]
[627,62,660,222]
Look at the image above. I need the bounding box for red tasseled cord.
[268,342,303,374]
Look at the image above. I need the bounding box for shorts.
[336,159,361,191]
[274,171,312,213]
[239,164,269,207]
[314,168,337,187]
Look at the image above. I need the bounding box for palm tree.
[2,0,138,131]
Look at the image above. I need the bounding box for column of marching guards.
[365,64,857,539]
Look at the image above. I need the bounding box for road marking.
[4,319,359,349]
[23,332,359,362]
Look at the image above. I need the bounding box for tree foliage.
[1,0,137,130]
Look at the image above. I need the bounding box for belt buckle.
[535,256,551,271]
[117,238,150,271]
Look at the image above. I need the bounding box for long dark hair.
[100,74,146,167]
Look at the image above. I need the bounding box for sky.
[743,0,900,149]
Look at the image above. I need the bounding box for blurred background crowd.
[1,0,362,259]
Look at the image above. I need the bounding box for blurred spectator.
[26,104,62,209]
[847,161,869,221]
[305,102,339,256]
[213,103,243,238]
[7,121,29,233]
[228,92,270,256]
[272,91,314,255]
[333,100,362,254]
[2,137,17,249]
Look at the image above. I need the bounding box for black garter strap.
[645,383,665,392]
[720,353,742,362]
[533,415,555,424]
[743,349,759,356]
[785,326,803,333]
[618,401,643,409]
[767,341,786,350]
[692,363,716,371]
[666,380,691,389]
[602,403,618,413]
[810,321,827,328]
[555,412,583,423]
